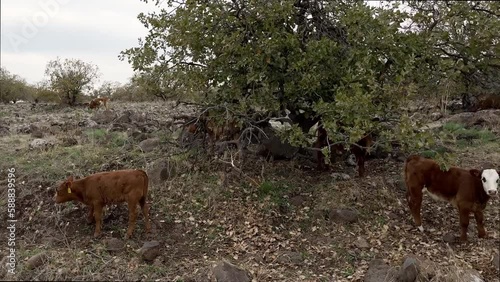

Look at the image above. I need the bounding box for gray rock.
[78,119,99,128]
[355,237,370,249]
[115,111,132,123]
[29,138,54,150]
[212,261,251,282]
[364,259,397,282]
[0,125,9,137]
[139,138,160,152]
[148,159,177,184]
[138,241,160,262]
[277,251,303,265]
[130,112,147,123]
[443,232,456,243]
[105,238,125,253]
[289,195,305,207]
[399,255,436,280]
[397,257,419,282]
[329,208,359,223]
[25,252,48,270]
[31,129,44,138]
[61,137,78,147]
[493,253,499,271]
[331,172,351,181]
[458,269,484,282]
[130,131,150,142]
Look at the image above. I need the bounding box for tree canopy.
[44,58,100,106]
[0,67,35,103]
[121,0,499,157]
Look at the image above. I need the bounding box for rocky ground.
[0,101,498,281]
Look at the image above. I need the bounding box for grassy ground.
[0,102,498,281]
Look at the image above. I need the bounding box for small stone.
[328,208,359,223]
[331,173,351,181]
[139,138,160,152]
[138,241,160,262]
[355,237,370,249]
[212,261,251,282]
[25,252,48,270]
[277,251,303,265]
[105,238,125,253]
[443,232,456,243]
[397,257,419,282]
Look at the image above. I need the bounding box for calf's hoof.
[478,231,487,239]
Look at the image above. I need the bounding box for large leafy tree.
[121,0,496,155]
[44,58,100,106]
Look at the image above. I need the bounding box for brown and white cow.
[54,169,151,239]
[89,97,110,110]
[404,155,498,241]
[314,123,374,177]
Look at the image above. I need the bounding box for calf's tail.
[139,169,149,207]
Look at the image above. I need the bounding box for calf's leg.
[406,186,423,231]
[87,206,95,224]
[355,153,365,177]
[458,208,471,242]
[474,210,487,238]
[125,200,139,239]
[93,204,104,238]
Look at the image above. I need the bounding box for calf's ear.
[469,169,482,178]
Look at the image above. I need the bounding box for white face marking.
[481,169,499,196]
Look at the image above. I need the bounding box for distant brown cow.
[404,155,498,241]
[89,97,110,110]
[54,169,151,239]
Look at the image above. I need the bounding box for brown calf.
[315,124,374,177]
[89,97,110,110]
[54,169,151,239]
[404,155,499,241]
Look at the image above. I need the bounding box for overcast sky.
[1,1,386,87]
[1,0,157,86]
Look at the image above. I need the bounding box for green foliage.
[44,57,100,106]
[112,82,147,102]
[121,0,499,160]
[0,67,35,103]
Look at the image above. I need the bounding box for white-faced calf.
[54,169,151,239]
[404,155,498,241]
